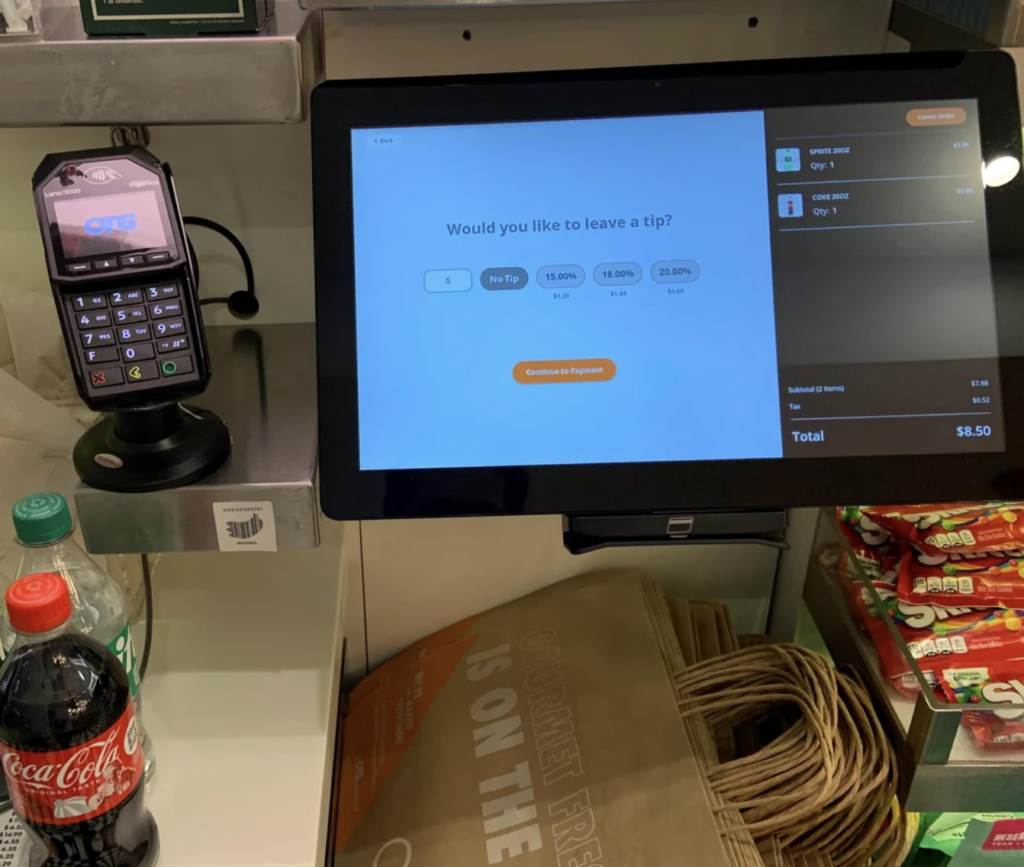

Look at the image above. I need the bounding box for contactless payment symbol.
[778,193,803,218]
[776,148,801,172]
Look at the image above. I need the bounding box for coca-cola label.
[0,704,142,825]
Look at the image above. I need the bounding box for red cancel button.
[984,818,1024,851]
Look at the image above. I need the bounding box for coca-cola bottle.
[8,493,156,786]
[0,572,159,867]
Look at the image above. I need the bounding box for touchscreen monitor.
[313,53,1024,519]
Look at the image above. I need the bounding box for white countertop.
[143,538,346,867]
[0,527,347,867]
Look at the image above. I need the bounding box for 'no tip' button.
[513,359,616,384]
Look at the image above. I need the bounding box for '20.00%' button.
[650,260,700,284]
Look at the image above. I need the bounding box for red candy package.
[841,504,1024,748]
[940,669,1024,749]
[860,585,1024,695]
[897,548,1024,609]
[963,713,1024,749]
[836,506,892,579]
[863,503,1024,555]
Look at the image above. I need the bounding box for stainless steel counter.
[75,324,320,554]
[892,0,1024,49]
[0,1,322,126]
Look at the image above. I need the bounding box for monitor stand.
[562,509,789,555]
[563,507,819,642]
[73,402,231,493]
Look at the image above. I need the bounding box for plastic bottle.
[6,493,156,786]
[0,572,159,867]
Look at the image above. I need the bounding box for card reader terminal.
[33,147,229,492]
[33,147,209,411]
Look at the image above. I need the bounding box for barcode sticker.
[212,502,278,552]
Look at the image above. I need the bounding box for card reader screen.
[350,100,1004,470]
[54,190,168,260]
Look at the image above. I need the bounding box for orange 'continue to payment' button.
[513,359,616,384]
[906,107,967,127]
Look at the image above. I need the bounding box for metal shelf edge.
[0,2,323,127]
[75,323,320,554]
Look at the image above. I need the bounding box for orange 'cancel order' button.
[513,359,617,384]
[906,107,967,127]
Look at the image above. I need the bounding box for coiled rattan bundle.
[671,645,903,867]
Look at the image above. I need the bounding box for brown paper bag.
[334,571,732,867]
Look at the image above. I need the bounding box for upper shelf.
[0,1,323,127]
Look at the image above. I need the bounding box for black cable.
[139,553,154,683]
[186,234,199,287]
[183,216,259,318]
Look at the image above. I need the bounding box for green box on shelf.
[80,0,274,37]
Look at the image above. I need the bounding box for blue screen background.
[351,111,784,470]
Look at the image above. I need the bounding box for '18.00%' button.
[593,263,641,286]
[513,359,616,384]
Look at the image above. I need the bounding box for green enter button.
[160,356,194,377]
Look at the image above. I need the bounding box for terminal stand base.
[73,403,231,493]
[563,509,789,555]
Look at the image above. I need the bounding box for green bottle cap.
[12,493,73,546]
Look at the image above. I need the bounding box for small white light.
[982,155,1021,188]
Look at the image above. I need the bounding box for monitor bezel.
[313,51,1024,520]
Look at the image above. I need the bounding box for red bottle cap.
[7,573,72,634]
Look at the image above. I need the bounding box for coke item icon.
[0,572,159,867]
